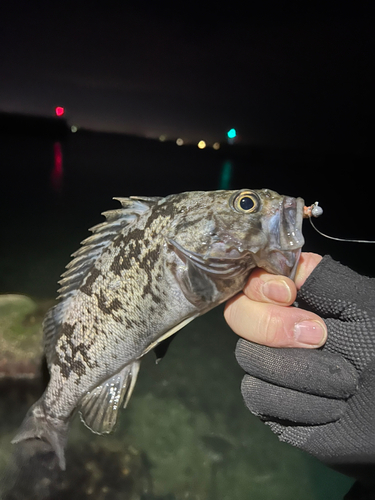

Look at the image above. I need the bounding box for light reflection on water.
[50,142,64,193]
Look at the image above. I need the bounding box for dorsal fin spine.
[43,196,161,359]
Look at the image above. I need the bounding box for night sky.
[1,2,374,149]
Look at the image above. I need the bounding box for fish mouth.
[279,196,305,251]
[255,196,305,280]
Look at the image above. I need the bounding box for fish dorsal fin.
[79,361,140,434]
[129,195,163,204]
[43,302,68,368]
[57,196,160,302]
[43,196,161,365]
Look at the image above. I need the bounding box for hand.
[224,252,327,348]
[226,255,375,498]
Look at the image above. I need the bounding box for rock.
[0,295,52,379]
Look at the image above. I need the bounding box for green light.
[227,128,236,139]
[219,160,233,189]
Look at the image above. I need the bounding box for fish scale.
[12,188,305,470]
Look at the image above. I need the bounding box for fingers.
[224,293,327,347]
[242,269,297,305]
[224,253,327,348]
[294,252,323,290]
[241,375,346,424]
[241,253,323,305]
[235,340,358,399]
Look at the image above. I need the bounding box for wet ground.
[0,127,368,499]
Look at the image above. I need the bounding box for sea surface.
[0,126,371,498]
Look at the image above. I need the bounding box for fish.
[12,188,305,470]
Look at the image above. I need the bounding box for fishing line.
[304,202,375,244]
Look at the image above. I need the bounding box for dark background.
[1,2,374,148]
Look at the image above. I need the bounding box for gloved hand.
[235,256,375,499]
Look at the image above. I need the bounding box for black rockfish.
[12,189,305,469]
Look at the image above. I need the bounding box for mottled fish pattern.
[13,189,305,469]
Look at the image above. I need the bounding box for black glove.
[235,256,375,499]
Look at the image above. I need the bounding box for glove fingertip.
[241,375,346,425]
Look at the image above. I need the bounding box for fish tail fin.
[11,399,68,470]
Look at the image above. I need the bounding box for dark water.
[1,127,371,498]
[1,128,373,298]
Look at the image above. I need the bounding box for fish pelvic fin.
[11,400,68,470]
[79,360,140,435]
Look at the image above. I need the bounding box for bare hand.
[224,253,327,348]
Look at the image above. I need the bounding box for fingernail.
[262,280,292,303]
[294,320,327,346]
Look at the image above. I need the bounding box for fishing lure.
[304,202,375,244]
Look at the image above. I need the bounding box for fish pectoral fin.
[141,316,196,359]
[153,335,176,363]
[78,361,140,435]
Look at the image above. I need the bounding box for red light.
[53,142,63,174]
[55,106,65,117]
[51,142,63,192]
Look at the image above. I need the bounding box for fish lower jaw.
[254,248,302,279]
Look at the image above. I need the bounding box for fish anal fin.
[79,361,140,435]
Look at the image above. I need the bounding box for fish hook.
[304,202,375,243]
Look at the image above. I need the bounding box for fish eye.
[232,191,260,214]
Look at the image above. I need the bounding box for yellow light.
[176,138,184,146]
[213,142,220,150]
[159,135,166,142]
[197,140,206,149]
